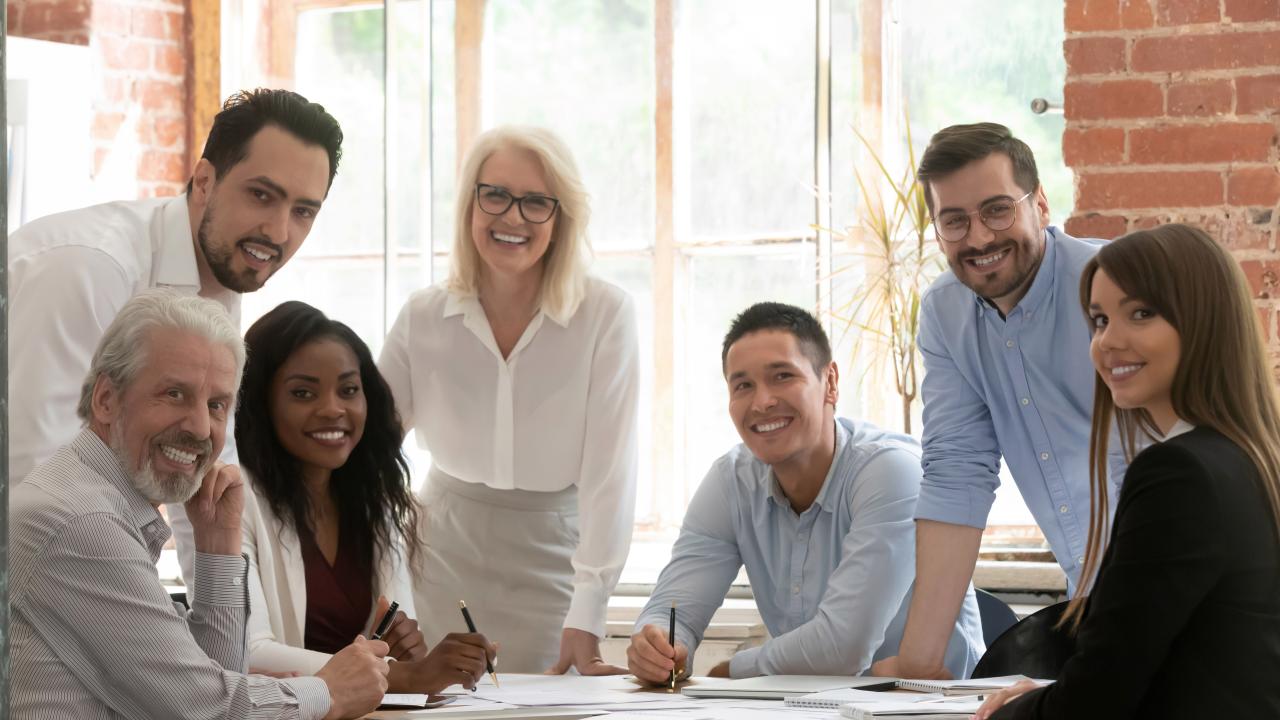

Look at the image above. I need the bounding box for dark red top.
[298,522,373,655]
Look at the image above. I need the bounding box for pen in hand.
[371,600,399,641]
[459,600,500,688]
[668,602,677,690]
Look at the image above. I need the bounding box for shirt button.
[793,584,801,594]
[1078,556,1086,565]
[1020,397,1030,406]
[232,577,242,586]
[1005,340,1015,348]
[1040,452,1050,461]
[1059,504,1069,514]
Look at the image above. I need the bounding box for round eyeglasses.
[933,191,1033,243]
[475,183,560,224]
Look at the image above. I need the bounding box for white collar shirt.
[378,277,640,637]
[8,195,241,482]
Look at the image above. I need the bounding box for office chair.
[971,600,1075,679]
[975,588,1020,647]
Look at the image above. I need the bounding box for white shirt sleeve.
[562,293,640,637]
[379,299,418,436]
[9,244,135,482]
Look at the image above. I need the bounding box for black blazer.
[996,426,1280,719]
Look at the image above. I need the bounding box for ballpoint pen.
[459,600,500,688]
[668,602,677,690]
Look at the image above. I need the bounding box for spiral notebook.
[896,675,1051,696]
[784,688,939,710]
[839,697,984,719]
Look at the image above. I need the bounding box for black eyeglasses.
[933,191,1033,243]
[475,183,560,224]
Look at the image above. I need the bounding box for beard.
[949,227,1046,305]
[197,198,280,293]
[109,422,214,505]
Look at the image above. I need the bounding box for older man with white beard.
[9,290,389,720]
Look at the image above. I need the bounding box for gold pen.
[458,600,500,688]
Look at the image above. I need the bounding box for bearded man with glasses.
[871,122,1126,681]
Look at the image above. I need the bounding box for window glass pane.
[429,0,457,263]
[830,0,864,233]
[480,0,655,253]
[680,245,817,519]
[675,0,816,240]
[238,6,389,339]
[593,254,656,525]
[898,0,1070,224]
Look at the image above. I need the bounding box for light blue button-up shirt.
[915,226,1125,593]
[636,418,984,679]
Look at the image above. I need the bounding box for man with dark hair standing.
[627,302,983,682]
[873,122,1124,680]
[9,89,343,482]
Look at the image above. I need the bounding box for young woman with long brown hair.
[977,223,1280,718]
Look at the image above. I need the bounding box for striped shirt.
[9,429,331,719]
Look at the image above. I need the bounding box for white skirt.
[413,466,578,673]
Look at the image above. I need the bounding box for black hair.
[916,122,1040,215]
[721,302,832,376]
[186,89,344,194]
[237,301,419,568]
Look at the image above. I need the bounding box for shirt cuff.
[729,646,763,678]
[562,583,609,639]
[191,552,248,607]
[281,676,331,720]
[913,481,994,529]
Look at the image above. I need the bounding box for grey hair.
[76,290,247,423]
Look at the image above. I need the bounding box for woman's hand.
[373,595,427,662]
[973,679,1041,720]
[548,627,627,676]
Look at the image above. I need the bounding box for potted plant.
[828,123,943,434]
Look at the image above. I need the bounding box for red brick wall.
[1062,0,1280,344]
[7,0,190,197]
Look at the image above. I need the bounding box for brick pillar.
[1062,0,1280,346]
[8,0,190,197]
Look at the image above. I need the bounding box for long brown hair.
[1065,223,1280,629]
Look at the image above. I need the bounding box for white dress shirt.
[378,276,640,638]
[240,473,418,674]
[8,195,240,482]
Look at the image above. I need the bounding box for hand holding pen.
[459,601,501,688]
[371,596,427,661]
[625,616,689,686]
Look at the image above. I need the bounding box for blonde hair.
[447,125,592,324]
[1064,223,1280,629]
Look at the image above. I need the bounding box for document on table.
[448,674,696,708]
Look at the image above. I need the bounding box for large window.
[221,0,1070,582]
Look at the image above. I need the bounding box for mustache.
[956,239,1015,262]
[238,236,284,260]
[154,429,214,459]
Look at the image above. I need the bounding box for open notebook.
[785,688,940,710]
[897,675,1053,696]
[839,697,984,719]
[682,675,897,700]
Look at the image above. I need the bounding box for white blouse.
[378,276,640,638]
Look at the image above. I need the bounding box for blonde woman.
[379,126,639,674]
[976,224,1280,718]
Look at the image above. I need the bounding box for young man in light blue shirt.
[874,123,1125,681]
[627,303,983,682]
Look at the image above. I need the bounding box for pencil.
[458,600,499,688]
[668,602,677,690]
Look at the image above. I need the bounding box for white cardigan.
[242,477,418,674]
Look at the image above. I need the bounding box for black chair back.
[975,588,1019,647]
[971,600,1076,679]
